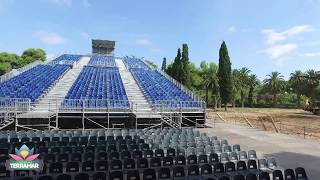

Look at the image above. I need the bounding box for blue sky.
[0,0,319,80]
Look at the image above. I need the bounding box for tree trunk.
[213,95,217,109]
[205,88,209,105]
[296,94,301,108]
[273,93,277,107]
[224,103,227,111]
[241,91,245,108]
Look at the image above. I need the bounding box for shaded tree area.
[164,42,320,109]
[0,48,46,75]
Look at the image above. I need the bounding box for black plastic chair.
[75,173,89,180]
[49,162,63,173]
[66,161,79,172]
[158,167,171,179]
[123,158,136,169]
[233,174,245,180]
[93,172,106,180]
[284,169,296,180]
[137,158,149,169]
[246,173,258,180]
[110,159,122,171]
[95,160,108,171]
[82,161,94,172]
[143,168,156,180]
[273,170,284,180]
[150,157,161,168]
[295,167,308,179]
[259,171,271,180]
[201,164,213,175]
[175,155,186,165]
[37,175,53,180]
[109,171,123,180]
[56,174,71,180]
[187,154,198,165]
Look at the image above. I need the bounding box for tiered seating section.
[50,54,82,65]
[123,57,150,69]
[88,55,116,67]
[0,65,70,102]
[123,57,199,108]
[131,69,193,105]
[0,128,308,180]
[64,67,128,109]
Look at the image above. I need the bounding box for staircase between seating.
[115,58,160,119]
[32,57,90,113]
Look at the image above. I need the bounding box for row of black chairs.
[2,166,308,180]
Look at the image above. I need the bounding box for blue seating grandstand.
[50,54,82,65]
[0,64,70,102]
[88,55,116,67]
[131,68,195,106]
[123,57,150,69]
[65,66,128,108]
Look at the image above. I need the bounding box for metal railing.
[153,100,206,112]
[59,99,132,113]
[0,98,31,112]
[0,61,43,83]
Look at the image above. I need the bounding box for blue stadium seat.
[88,55,116,67]
[0,64,70,102]
[64,66,129,109]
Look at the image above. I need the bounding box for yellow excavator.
[304,99,320,115]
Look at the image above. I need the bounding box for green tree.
[247,74,259,107]
[181,44,191,87]
[304,69,320,100]
[0,62,12,75]
[200,61,219,107]
[19,48,46,68]
[218,41,232,110]
[289,70,306,107]
[0,52,20,75]
[145,60,157,69]
[263,71,286,107]
[171,48,183,82]
[161,57,167,71]
[233,67,251,108]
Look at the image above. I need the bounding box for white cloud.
[228,26,236,33]
[150,48,161,53]
[48,0,72,6]
[34,31,65,45]
[262,25,314,45]
[263,43,297,60]
[135,39,152,46]
[299,51,320,57]
[48,0,91,7]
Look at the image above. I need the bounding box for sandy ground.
[207,108,320,140]
[200,120,320,179]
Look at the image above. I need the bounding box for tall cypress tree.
[172,48,182,82]
[161,57,167,71]
[181,44,190,87]
[218,41,232,111]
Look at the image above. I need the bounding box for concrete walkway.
[200,120,320,179]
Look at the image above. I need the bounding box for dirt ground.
[207,108,320,140]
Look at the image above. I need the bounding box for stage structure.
[0,42,206,131]
[92,39,115,56]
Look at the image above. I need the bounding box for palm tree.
[305,69,320,100]
[289,70,305,107]
[200,61,219,108]
[247,74,259,107]
[263,72,286,107]
[232,68,251,108]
